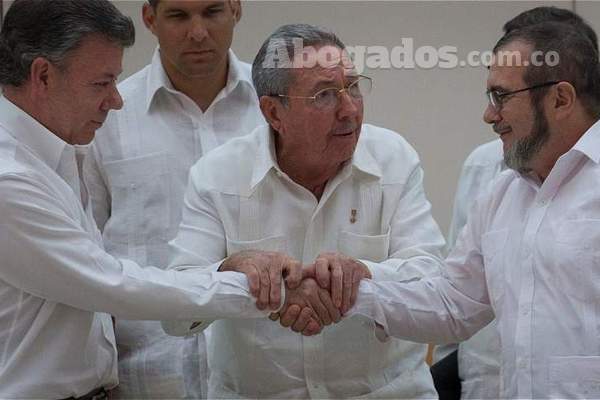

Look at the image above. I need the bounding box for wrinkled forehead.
[292,45,358,77]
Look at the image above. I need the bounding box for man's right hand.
[278,278,341,329]
[219,250,302,310]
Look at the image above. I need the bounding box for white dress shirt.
[362,119,600,399]
[167,124,446,399]
[84,49,264,398]
[0,96,267,399]
[445,139,504,399]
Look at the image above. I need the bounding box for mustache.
[332,122,359,135]
[493,124,511,134]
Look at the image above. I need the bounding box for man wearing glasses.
[164,24,445,399]
[432,7,599,400]
[326,21,600,399]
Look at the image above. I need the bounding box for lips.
[183,49,214,56]
[493,124,512,136]
[332,124,359,137]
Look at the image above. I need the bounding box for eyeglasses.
[276,75,373,110]
[486,81,560,111]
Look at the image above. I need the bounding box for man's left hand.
[304,253,372,315]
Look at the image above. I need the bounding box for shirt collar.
[0,95,68,172]
[250,125,280,190]
[145,48,254,112]
[571,118,600,164]
[351,129,383,178]
[249,124,383,191]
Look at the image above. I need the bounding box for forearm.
[346,277,493,344]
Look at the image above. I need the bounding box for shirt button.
[538,199,547,206]
[521,308,529,316]
[519,359,528,369]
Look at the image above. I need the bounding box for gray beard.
[504,102,550,174]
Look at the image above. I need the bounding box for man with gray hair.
[165,23,445,398]
[0,2,319,398]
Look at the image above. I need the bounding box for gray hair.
[0,0,135,87]
[252,24,346,99]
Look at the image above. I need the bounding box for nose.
[483,103,500,125]
[102,84,123,111]
[336,90,360,119]
[189,16,208,41]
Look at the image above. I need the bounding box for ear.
[259,95,285,133]
[28,57,53,98]
[551,81,576,121]
[230,0,242,23]
[142,3,158,33]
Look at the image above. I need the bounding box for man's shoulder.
[0,132,27,178]
[463,139,503,168]
[357,124,421,181]
[360,124,418,155]
[117,64,152,100]
[189,126,265,193]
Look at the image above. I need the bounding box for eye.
[92,78,116,89]
[205,6,225,17]
[166,11,187,19]
[346,81,363,98]
[314,88,338,104]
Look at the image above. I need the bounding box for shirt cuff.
[346,280,390,341]
[360,259,403,281]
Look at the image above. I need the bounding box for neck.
[275,135,343,200]
[532,113,597,180]
[160,53,229,112]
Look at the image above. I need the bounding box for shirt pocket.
[102,152,172,244]
[551,219,600,303]
[337,230,390,262]
[480,228,509,310]
[548,356,600,398]
[226,235,287,255]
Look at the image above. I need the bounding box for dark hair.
[148,0,159,8]
[503,6,598,52]
[494,21,600,119]
[252,24,346,99]
[0,0,135,87]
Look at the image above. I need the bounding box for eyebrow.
[487,85,509,93]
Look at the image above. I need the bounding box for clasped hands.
[219,250,371,336]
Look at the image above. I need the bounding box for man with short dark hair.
[348,21,600,399]
[165,23,446,399]
[431,8,599,399]
[83,0,265,397]
[0,1,314,398]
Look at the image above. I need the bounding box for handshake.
[219,250,372,336]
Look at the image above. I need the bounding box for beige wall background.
[3,1,600,235]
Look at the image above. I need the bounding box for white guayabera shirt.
[166,124,446,399]
[84,49,264,398]
[0,96,268,399]
[446,138,504,399]
[363,119,600,399]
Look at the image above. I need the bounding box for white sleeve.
[0,174,268,322]
[348,194,495,344]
